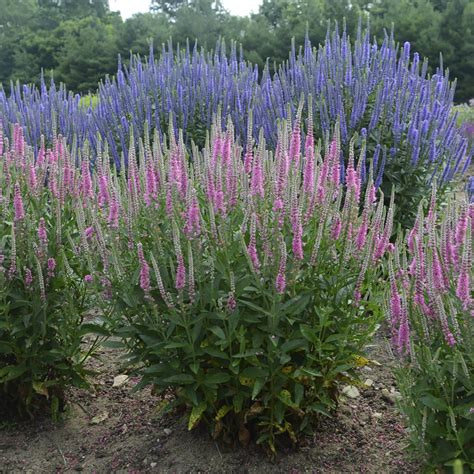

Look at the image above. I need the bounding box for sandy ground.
[0,333,420,473]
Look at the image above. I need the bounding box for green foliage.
[0,224,94,418]
[112,236,382,451]
[79,93,100,110]
[395,342,474,471]
[54,15,121,92]
[0,145,105,417]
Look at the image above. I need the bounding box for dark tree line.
[0,0,472,101]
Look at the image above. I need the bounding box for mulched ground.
[0,333,420,473]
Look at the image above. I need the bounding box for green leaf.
[252,379,265,400]
[163,374,195,385]
[210,326,226,340]
[189,362,200,374]
[300,324,319,345]
[0,364,28,382]
[281,339,306,353]
[294,384,304,405]
[233,349,260,358]
[281,294,311,315]
[237,299,272,317]
[101,340,124,349]
[308,403,331,417]
[299,368,323,377]
[188,402,207,430]
[164,341,189,349]
[278,389,296,407]
[420,394,448,411]
[241,366,268,379]
[203,347,229,360]
[233,393,244,413]
[205,372,230,384]
[0,342,13,354]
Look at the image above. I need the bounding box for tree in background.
[54,14,122,91]
[436,0,474,101]
[0,0,39,86]
[0,0,472,101]
[0,0,117,92]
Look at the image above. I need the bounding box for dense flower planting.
[387,188,474,469]
[0,25,471,228]
[0,110,472,469]
[80,111,395,452]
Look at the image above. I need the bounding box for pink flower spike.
[397,313,411,356]
[24,268,33,288]
[38,218,48,245]
[137,243,152,298]
[108,195,120,229]
[331,217,342,240]
[184,195,201,238]
[275,272,286,294]
[98,175,110,207]
[13,183,25,221]
[47,258,56,279]
[227,293,237,312]
[289,122,301,165]
[175,255,186,290]
[84,226,95,240]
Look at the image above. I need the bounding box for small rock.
[372,412,383,419]
[381,388,401,404]
[150,462,158,468]
[362,366,373,372]
[112,375,129,387]
[342,385,360,399]
[391,390,402,401]
[90,411,109,425]
[74,465,83,472]
[163,428,172,436]
[363,378,374,387]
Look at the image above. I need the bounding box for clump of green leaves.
[0,242,92,418]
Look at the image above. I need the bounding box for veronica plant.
[78,109,394,452]
[0,124,103,418]
[387,187,474,470]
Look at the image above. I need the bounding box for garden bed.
[0,335,419,473]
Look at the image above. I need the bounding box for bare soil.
[0,331,420,474]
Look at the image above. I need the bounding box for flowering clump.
[387,188,474,468]
[0,125,102,417]
[74,114,395,452]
